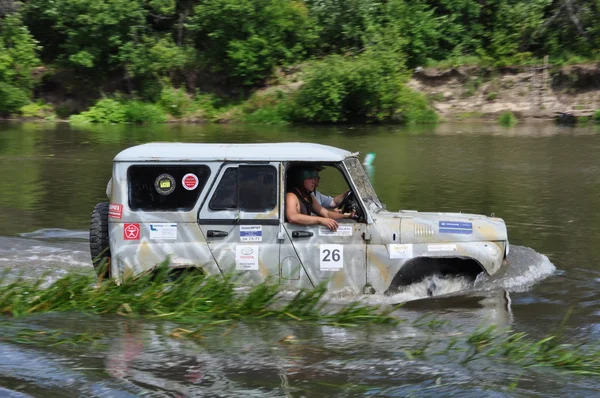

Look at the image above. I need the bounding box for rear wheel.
[90,202,111,278]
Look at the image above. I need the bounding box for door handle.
[207,230,228,238]
[292,231,313,238]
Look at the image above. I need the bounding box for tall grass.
[0,265,396,325]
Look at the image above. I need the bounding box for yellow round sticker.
[154,173,176,195]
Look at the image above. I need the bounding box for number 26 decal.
[320,244,343,271]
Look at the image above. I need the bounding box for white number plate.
[320,244,343,271]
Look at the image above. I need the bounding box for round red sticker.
[182,173,199,190]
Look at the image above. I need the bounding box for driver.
[311,166,350,211]
[286,167,355,231]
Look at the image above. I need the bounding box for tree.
[0,12,39,114]
[189,0,318,86]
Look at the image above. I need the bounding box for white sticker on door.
[149,223,177,240]
[318,225,353,236]
[240,225,262,242]
[236,245,259,270]
[428,244,457,252]
[389,244,413,258]
[320,244,343,271]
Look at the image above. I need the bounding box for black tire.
[90,202,111,278]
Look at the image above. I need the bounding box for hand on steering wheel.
[338,191,356,215]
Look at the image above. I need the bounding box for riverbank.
[4,63,600,124]
[408,63,600,122]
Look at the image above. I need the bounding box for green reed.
[0,265,398,325]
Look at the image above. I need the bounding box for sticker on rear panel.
[149,223,177,240]
[389,244,413,258]
[236,245,259,270]
[320,244,343,271]
[155,173,175,195]
[109,203,123,219]
[428,244,457,252]
[182,173,199,190]
[240,225,262,242]
[318,225,352,236]
[124,223,140,240]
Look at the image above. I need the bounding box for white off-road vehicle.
[90,143,509,294]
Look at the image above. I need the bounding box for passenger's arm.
[286,192,339,230]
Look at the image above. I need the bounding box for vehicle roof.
[114,142,355,162]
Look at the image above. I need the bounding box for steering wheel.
[339,191,357,215]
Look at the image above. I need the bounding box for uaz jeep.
[90,143,509,294]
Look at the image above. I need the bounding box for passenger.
[311,166,350,211]
[286,167,354,231]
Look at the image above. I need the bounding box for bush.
[487,92,498,101]
[394,86,439,124]
[292,52,413,123]
[124,101,167,123]
[69,98,167,124]
[594,109,600,122]
[159,85,193,117]
[69,98,126,124]
[0,83,29,116]
[291,52,436,124]
[499,111,518,126]
[19,102,57,120]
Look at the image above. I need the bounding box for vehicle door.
[282,165,367,293]
[198,163,280,284]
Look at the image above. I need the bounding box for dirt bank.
[407,63,600,120]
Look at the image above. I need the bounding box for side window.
[128,165,210,211]
[239,166,277,211]
[209,168,237,210]
[209,165,277,212]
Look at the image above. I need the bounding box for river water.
[0,121,599,397]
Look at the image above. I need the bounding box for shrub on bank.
[0,83,29,116]
[290,53,437,124]
[159,85,194,117]
[499,111,518,126]
[69,98,167,124]
[19,102,57,120]
[594,109,600,122]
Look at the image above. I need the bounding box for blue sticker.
[240,225,262,242]
[439,221,473,234]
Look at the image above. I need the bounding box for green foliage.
[19,101,56,120]
[124,101,167,123]
[23,0,147,74]
[120,35,193,78]
[69,98,167,124]
[291,50,415,123]
[395,86,439,124]
[487,92,498,101]
[499,111,518,126]
[189,0,317,86]
[0,82,29,115]
[0,13,39,114]
[0,265,398,325]
[4,0,600,123]
[241,90,293,125]
[159,85,194,117]
[0,13,40,91]
[594,109,600,122]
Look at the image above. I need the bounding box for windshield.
[343,157,384,212]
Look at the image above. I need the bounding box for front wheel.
[90,202,111,278]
